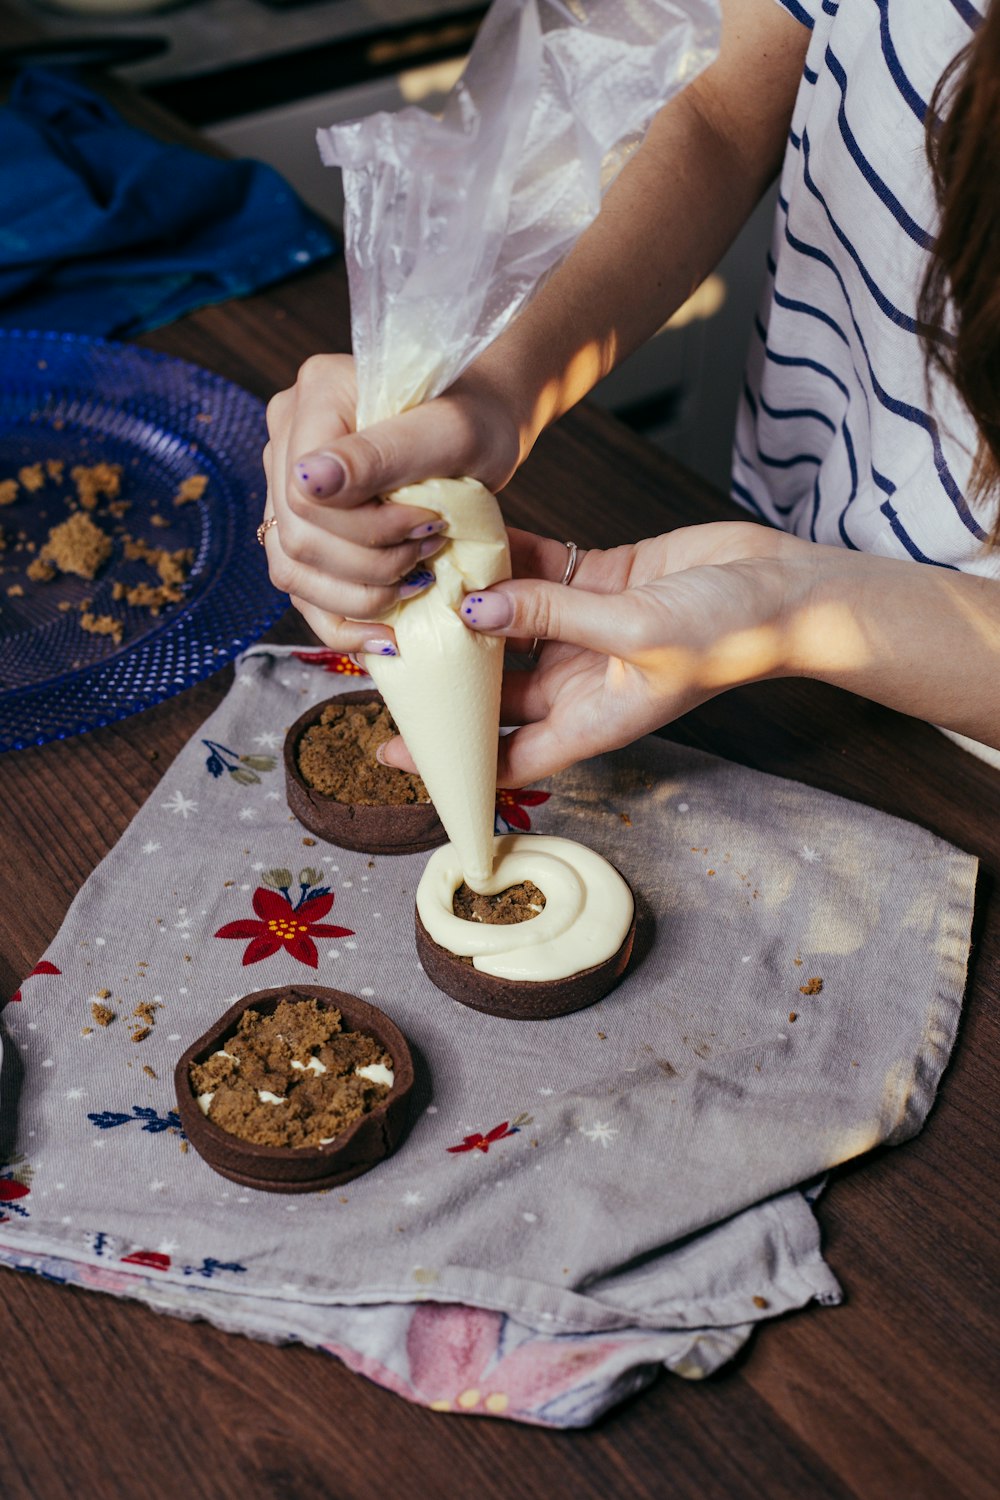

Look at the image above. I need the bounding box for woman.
[261,0,1000,786]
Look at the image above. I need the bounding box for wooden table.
[0,54,997,1500]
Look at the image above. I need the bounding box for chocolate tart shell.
[284,690,447,855]
[415,905,637,1021]
[174,984,415,1193]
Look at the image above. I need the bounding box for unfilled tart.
[284,690,447,855]
[174,985,415,1193]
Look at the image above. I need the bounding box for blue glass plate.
[0,330,285,752]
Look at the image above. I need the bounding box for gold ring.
[529,540,580,663]
[256,515,278,546]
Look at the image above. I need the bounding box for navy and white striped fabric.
[734,0,997,579]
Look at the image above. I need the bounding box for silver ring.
[529,540,580,663]
[256,515,278,546]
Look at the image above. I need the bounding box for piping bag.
[318,0,719,888]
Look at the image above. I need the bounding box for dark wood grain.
[1,39,998,1500]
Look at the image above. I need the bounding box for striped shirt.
[733,0,998,580]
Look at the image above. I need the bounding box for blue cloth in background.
[0,69,337,337]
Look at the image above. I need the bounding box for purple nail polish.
[459,590,512,630]
[406,518,448,540]
[398,567,435,600]
[294,454,345,498]
[362,638,398,657]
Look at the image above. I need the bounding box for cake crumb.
[80,611,123,645]
[81,1026,93,1036]
[0,479,18,505]
[41,511,112,579]
[71,462,122,510]
[6,584,24,597]
[142,1064,158,1079]
[26,557,56,582]
[789,1011,798,1023]
[18,463,45,492]
[91,1002,115,1026]
[133,1001,160,1025]
[620,812,632,826]
[150,512,170,528]
[752,1296,770,1309]
[45,459,63,482]
[180,1139,189,1153]
[302,837,316,846]
[131,1026,151,1043]
[57,600,73,611]
[173,474,208,507]
[597,1031,607,1040]
[799,977,823,995]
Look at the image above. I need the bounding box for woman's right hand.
[261,353,521,653]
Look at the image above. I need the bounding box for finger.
[289,597,398,658]
[506,528,584,583]
[264,528,403,619]
[499,668,549,725]
[290,395,485,512]
[495,719,589,788]
[270,505,447,585]
[376,735,417,773]
[460,578,647,658]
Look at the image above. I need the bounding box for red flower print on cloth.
[0,1159,32,1222]
[495,788,549,833]
[293,649,367,678]
[447,1121,520,1155]
[215,886,354,968]
[10,960,60,1003]
[121,1250,171,1271]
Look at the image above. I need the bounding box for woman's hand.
[261,353,520,653]
[379,522,815,786]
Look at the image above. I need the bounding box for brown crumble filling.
[296,700,430,805]
[189,997,394,1150]
[451,881,546,966]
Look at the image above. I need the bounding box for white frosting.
[417,833,633,981]
[355,1062,394,1087]
[290,1056,327,1075]
[258,1090,287,1104]
[366,477,510,888]
[212,1049,239,1064]
[197,1091,214,1115]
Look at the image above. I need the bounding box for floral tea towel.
[0,646,976,1426]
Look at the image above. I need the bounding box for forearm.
[461,0,808,462]
[788,547,1000,749]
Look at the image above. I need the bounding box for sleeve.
[773,0,817,27]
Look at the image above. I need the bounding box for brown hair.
[920,4,1000,538]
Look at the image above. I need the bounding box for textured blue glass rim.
[0,328,287,752]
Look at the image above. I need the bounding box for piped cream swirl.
[417,834,633,982]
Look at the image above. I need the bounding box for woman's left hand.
[380,522,816,786]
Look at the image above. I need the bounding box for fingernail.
[348,654,369,671]
[374,742,390,765]
[460,590,512,630]
[398,567,435,600]
[362,637,398,657]
[406,518,448,540]
[294,454,345,498]
[418,536,447,560]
